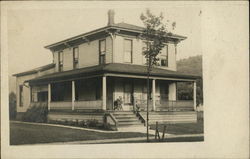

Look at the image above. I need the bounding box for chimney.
[107,9,115,26]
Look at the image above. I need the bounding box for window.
[124,81,133,104]
[161,59,167,66]
[142,41,147,65]
[19,85,23,107]
[99,39,106,64]
[58,51,63,71]
[73,47,79,69]
[159,44,168,67]
[124,39,132,63]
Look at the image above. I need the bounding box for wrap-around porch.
[30,75,197,112]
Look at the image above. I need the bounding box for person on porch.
[114,96,123,111]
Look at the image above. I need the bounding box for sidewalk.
[40,133,204,145]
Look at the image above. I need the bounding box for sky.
[6,1,202,92]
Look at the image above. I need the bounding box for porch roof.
[27,63,200,85]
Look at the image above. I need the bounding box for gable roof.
[13,63,55,77]
[27,63,200,85]
[45,22,187,51]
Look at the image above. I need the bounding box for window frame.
[58,51,63,71]
[99,39,106,65]
[19,85,23,107]
[159,43,168,67]
[124,39,133,63]
[73,47,79,69]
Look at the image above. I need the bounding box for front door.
[123,80,134,111]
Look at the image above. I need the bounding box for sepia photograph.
[1,1,249,159]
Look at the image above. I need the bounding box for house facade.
[14,10,200,127]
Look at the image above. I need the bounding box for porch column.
[102,76,107,110]
[193,81,197,111]
[152,79,156,111]
[48,83,51,111]
[72,81,75,110]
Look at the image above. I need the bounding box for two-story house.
[14,10,200,128]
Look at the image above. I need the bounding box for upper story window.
[73,47,79,69]
[58,51,63,71]
[159,44,168,67]
[19,85,23,107]
[124,39,133,63]
[99,39,106,65]
[142,41,147,65]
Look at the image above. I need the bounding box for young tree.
[140,9,175,141]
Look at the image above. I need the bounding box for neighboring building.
[13,10,200,128]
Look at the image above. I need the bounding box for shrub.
[9,92,17,120]
[86,119,99,127]
[22,106,48,123]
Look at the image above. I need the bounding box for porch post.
[102,76,107,110]
[72,81,75,111]
[193,81,197,111]
[152,79,156,111]
[48,83,51,111]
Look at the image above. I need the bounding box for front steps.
[112,111,144,128]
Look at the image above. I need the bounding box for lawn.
[10,122,148,145]
[149,121,204,135]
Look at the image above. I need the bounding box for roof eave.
[44,26,110,50]
[45,25,187,50]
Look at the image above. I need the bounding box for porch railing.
[156,100,194,111]
[30,102,47,108]
[74,100,102,110]
[135,99,153,111]
[135,99,194,111]
[49,100,102,110]
[50,101,72,110]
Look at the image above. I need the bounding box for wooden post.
[152,79,156,111]
[193,81,197,111]
[162,125,167,141]
[48,83,51,111]
[102,76,107,110]
[72,81,75,111]
[155,121,158,139]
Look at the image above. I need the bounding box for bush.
[9,92,17,120]
[86,119,99,127]
[22,106,48,123]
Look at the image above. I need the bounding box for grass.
[149,120,204,135]
[10,122,148,145]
